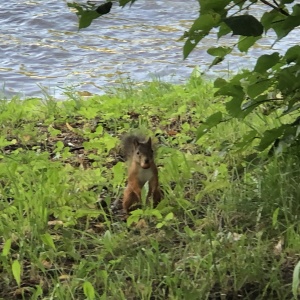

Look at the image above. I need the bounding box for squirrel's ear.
[146,137,152,146]
[133,138,139,148]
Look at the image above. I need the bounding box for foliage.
[0,79,299,298]
[184,0,300,155]
[70,0,300,155]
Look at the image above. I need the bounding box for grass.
[0,76,299,299]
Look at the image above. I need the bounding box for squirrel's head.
[133,137,153,169]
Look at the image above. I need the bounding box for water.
[0,0,298,98]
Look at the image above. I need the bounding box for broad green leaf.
[207,46,232,67]
[273,16,300,40]
[292,261,300,298]
[55,141,64,152]
[217,22,231,39]
[196,112,222,139]
[223,15,263,36]
[149,209,163,219]
[79,11,100,29]
[214,78,227,88]
[207,46,232,57]
[217,83,245,117]
[270,5,300,40]
[95,2,112,14]
[261,10,284,32]
[83,281,95,300]
[284,45,300,64]
[41,233,56,250]
[210,57,224,67]
[12,260,21,287]
[183,35,205,59]
[216,82,244,98]
[199,0,231,14]
[256,126,287,151]
[254,52,281,73]
[184,13,220,59]
[278,67,300,93]
[191,14,220,32]
[156,222,164,229]
[127,210,143,226]
[238,36,261,52]
[164,212,174,221]
[225,96,244,117]
[2,239,11,256]
[247,79,273,98]
[112,162,125,184]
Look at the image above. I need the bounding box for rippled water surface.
[0,1,298,98]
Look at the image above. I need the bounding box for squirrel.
[119,134,162,213]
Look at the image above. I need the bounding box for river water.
[0,0,298,98]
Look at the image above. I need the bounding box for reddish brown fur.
[122,135,162,213]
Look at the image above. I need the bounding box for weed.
[0,78,299,299]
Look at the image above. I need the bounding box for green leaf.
[83,281,95,300]
[254,52,281,73]
[207,46,232,57]
[278,67,300,93]
[256,126,287,151]
[191,14,220,32]
[95,2,112,15]
[214,78,227,88]
[216,82,244,98]
[247,79,273,98]
[223,15,263,36]
[112,162,125,185]
[292,261,300,298]
[12,260,21,287]
[196,112,223,139]
[238,36,261,52]
[199,0,231,14]
[217,22,231,39]
[41,233,56,250]
[261,10,284,32]
[284,45,300,64]
[149,209,163,219]
[79,11,101,29]
[272,208,279,228]
[184,13,221,59]
[207,46,232,67]
[156,222,164,229]
[127,210,143,226]
[226,96,244,117]
[2,239,11,256]
[164,212,174,221]
[183,35,205,59]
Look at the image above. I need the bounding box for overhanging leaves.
[256,125,287,151]
[254,53,281,73]
[68,2,112,30]
[224,15,263,36]
[196,112,223,139]
[207,46,232,67]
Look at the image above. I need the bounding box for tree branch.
[260,0,289,16]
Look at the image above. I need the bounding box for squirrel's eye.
[136,151,140,155]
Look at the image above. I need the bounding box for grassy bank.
[0,77,299,299]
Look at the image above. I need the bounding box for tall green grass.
[0,77,299,299]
